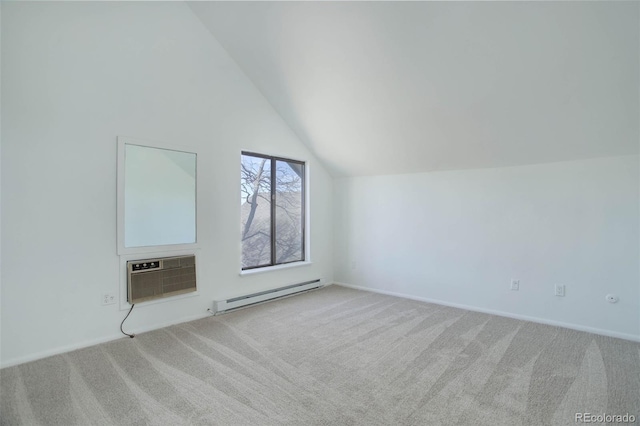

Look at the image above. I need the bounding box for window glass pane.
[124,144,196,248]
[241,155,272,268]
[275,160,304,263]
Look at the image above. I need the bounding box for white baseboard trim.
[0,311,212,369]
[333,282,640,343]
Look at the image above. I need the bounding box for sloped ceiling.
[189,2,639,177]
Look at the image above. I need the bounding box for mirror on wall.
[117,137,197,254]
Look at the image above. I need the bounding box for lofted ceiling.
[189,1,639,177]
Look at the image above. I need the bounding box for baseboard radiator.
[213,279,322,314]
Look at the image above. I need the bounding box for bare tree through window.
[241,153,304,269]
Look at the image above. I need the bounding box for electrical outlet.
[510,279,520,291]
[102,293,117,305]
[555,285,565,297]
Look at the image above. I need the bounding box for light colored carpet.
[1,285,639,425]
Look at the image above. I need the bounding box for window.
[241,152,305,270]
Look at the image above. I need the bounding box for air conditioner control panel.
[131,261,160,272]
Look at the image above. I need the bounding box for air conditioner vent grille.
[127,255,196,304]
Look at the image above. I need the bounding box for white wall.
[1,2,333,367]
[334,156,640,340]
[0,1,3,364]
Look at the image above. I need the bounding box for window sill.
[240,261,312,276]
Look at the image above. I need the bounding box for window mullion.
[270,158,276,266]
[301,164,305,262]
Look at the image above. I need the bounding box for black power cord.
[120,304,136,338]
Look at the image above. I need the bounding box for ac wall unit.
[127,255,196,304]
